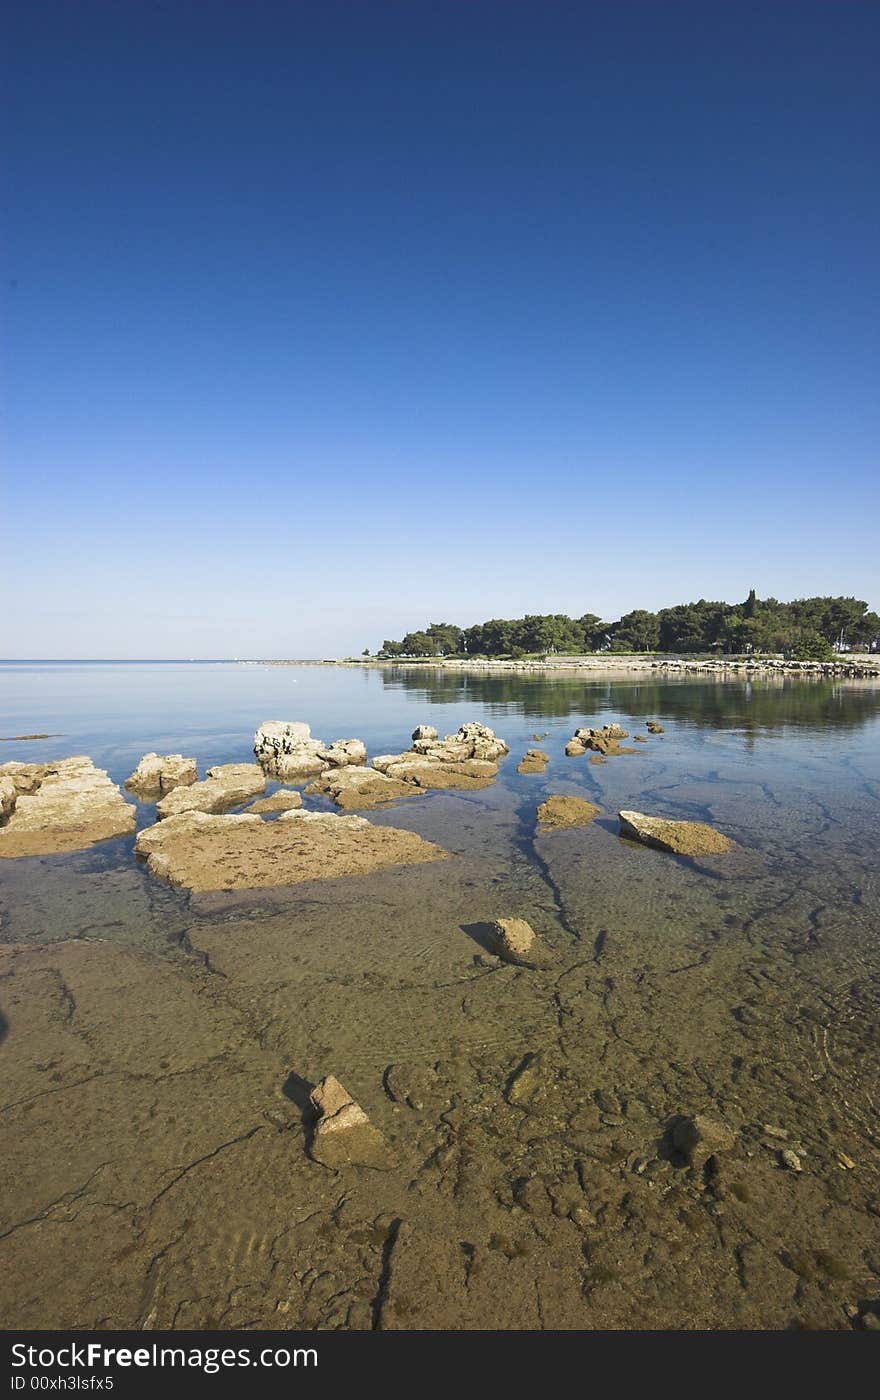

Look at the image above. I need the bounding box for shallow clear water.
[1,661,879,1330]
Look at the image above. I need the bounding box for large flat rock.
[135,808,449,891]
[618,809,735,856]
[156,763,266,818]
[0,756,136,857]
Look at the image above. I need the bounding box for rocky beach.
[1,660,879,1331]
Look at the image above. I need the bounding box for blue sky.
[4,0,878,657]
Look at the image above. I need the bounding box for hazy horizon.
[4,1,878,660]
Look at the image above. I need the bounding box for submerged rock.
[672,1113,737,1171]
[490,917,555,970]
[309,1075,393,1170]
[517,749,549,774]
[135,808,448,892]
[156,763,266,818]
[125,752,198,797]
[505,1051,547,1106]
[246,789,303,814]
[0,756,135,857]
[618,810,735,856]
[536,795,601,829]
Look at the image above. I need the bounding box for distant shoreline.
[244,654,880,680]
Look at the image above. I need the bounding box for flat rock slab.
[618,809,735,856]
[156,763,266,818]
[305,765,422,811]
[537,795,601,829]
[246,789,303,813]
[135,809,449,892]
[0,756,135,857]
[374,756,500,790]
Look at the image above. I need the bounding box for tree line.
[377,593,880,660]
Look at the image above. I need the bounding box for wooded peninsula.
[377,593,879,660]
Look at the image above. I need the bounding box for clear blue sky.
[3,0,878,657]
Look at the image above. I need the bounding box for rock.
[305,765,421,811]
[490,917,555,970]
[517,749,549,774]
[156,763,266,818]
[384,1062,445,1111]
[378,757,500,790]
[536,795,601,829]
[367,723,508,793]
[0,757,136,857]
[569,724,632,756]
[310,1075,369,1133]
[836,1151,857,1171]
[309,1075,393,1170]
[564,740,587,757]
[125,752,198,797]
[505,1052,546,1106]
[646,721,664,734]
[633,735,648,743]
[762,1124,789,1140]
[456,721,509,761]
[246,789,303,814]
[0,761,43,795]
[253,720,329,778]
[618,810,735,856]
[316,739,367,768]
[672,1113,737,1171]
[255,723,376,781]
[411,725,438,742]
[135,808,449,892]
[0,776,16,819]
[779,1148,803,1173]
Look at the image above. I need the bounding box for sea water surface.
[1,661,879,1330]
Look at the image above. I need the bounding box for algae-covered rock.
[536,795,601,829]
[490,917,555,970]
[157,763,266,818]
[517,749,549,774]
[246,789,303,814]
[618,810,735,856]
[0,757,135,857]
[135,808,448,891]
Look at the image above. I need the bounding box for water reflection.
[381,666,880,732]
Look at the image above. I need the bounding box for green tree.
[612,609,660,652]
[790,632,833,661]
